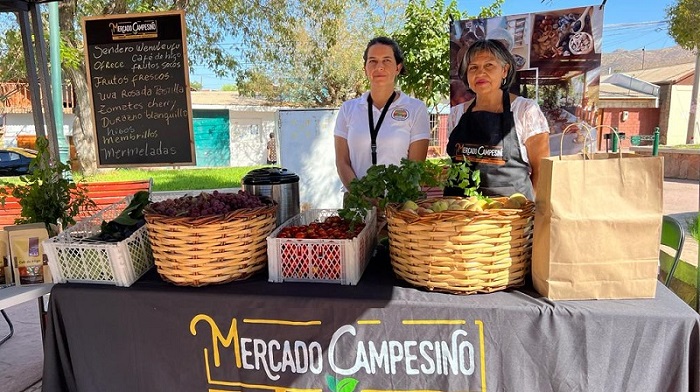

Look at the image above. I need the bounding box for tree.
[0,16,26,82]
[394,0,503,111]
[50,0,388,172]
[2,0,503,171]
[667,0,700,144]
[394,0,459,111]
[236,0,405,106]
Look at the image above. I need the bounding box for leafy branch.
[338,158,480,222]
[0,137,95,235]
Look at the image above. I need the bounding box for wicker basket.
[386,197,535,295]
[144,203,276,286]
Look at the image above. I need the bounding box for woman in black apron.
[445,39,550,200]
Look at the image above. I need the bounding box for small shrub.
[0,137,95,235]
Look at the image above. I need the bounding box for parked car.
[0,147,37,176]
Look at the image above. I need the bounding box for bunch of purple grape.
[148,190,268,218]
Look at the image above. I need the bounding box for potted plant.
[0,137,95,236]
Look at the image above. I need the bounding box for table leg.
[37,296,47,344]
[0,309,14,346]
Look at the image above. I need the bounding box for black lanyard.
[367,91,397,165]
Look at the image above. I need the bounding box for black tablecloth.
[42,251,700,392]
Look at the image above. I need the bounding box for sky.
[190,0,679,90]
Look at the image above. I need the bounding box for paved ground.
[2,179,698,392]
[0,301,43,392]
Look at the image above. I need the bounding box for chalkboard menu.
[82,10,196,167]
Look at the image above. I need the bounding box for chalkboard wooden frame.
[82,10,196,168]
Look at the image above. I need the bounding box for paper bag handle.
[559,122,595,160]
[589,125,623,158]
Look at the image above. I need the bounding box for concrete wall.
[632,146,700,180]
[228,110,277,166]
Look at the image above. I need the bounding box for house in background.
[1,82,76,148]
[0,85,288,168]
[189,91,288,167]
[1,84,451,168]
[597,62,696,149]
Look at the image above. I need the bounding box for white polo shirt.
[334,91,430,180]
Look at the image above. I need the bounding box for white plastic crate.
[43,196,153,287]
[267,208,376,285]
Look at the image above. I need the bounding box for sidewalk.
[1,180,698,392]
[0,301,43,392]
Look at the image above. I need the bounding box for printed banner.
[450,4,604,155]
[190,308,488,391]
[42,266,700,392]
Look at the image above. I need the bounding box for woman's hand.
[525,133,550,192]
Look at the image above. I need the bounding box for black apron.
[444,91,534,200]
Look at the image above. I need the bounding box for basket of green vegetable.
[43,191,153,287]
[341,159,535,295]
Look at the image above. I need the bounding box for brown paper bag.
[532,152,663,300]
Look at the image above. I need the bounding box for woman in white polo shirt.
[334,37,430,191]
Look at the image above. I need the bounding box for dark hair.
[458,39,516,91]
[363,36,407,75]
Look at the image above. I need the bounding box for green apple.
[431,200,448,212]
[401,200,419,211]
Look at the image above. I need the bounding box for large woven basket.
[385,197,535,294]
[144,204,276,286]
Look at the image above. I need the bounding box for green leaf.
[337,377,359,392]
[110,190,151,226]
[667,0,700,51]
[340,158,482,221]
[0,137,95,233]
[326,374,338,391]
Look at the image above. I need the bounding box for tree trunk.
[686,52,700,144]
[66,65,97,175]
[59,0,97,175]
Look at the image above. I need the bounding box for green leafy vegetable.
[89,191,151,242]
[109,190,151,226]
[339,158,480,222]
[445,160,481,197]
